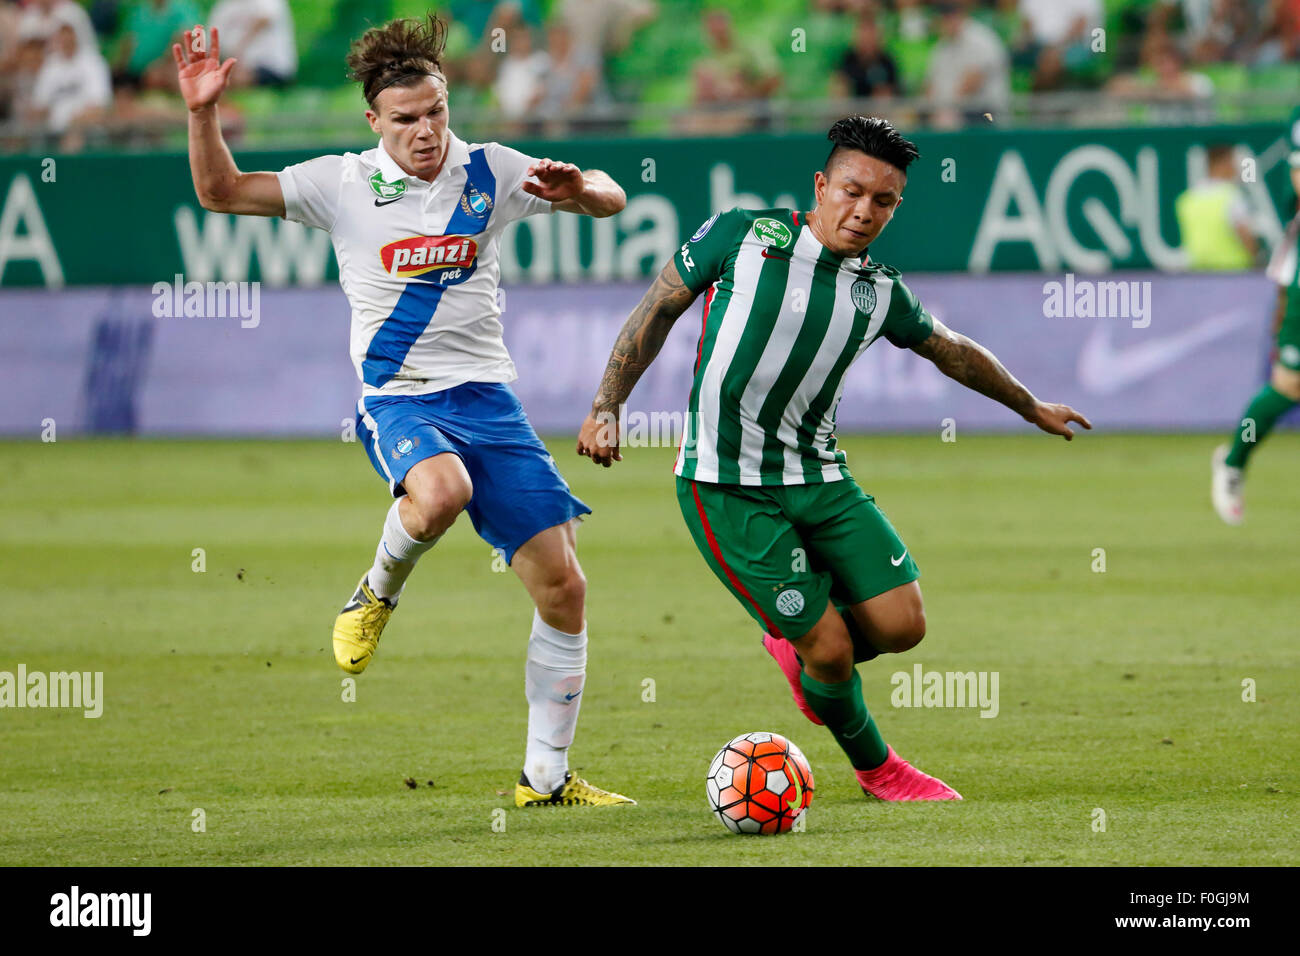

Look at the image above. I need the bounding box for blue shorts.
[355,382,590,564]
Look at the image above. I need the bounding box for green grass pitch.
[1,432,1296,866]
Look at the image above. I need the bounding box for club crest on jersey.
[850,278,876,313]
[368,170,406,201]
[691,212,721,242]
[380,235,479,283]
[752,217,793,250]
[460,188,494,219]
[775,588,805,617]
[392,436,420,459]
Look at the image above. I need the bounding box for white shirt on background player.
[208,0,298,78]
[276,132,553,396]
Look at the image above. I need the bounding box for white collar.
[373,131,471,184]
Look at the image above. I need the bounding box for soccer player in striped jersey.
[578,116,1091,801]
[1212,104,1300,524]
[176,16,634,806]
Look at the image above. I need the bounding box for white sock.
[368,498,439,601]
[524,610,587,793]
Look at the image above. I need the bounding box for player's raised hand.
[1026,401,1092,440]
[576,411,622,467]
[523,159,585,203]
[173,25,237,112]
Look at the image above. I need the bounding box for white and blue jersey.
[278,131,550,394]
[278,132,588,562]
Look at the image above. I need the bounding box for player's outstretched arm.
[912,318,1092,440]
[175,25,285,217]
[524,160,625,217]
[577,259,699,465]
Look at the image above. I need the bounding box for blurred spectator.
[25,22,112,151]
[927,0,1011,128]
[1175,143,1258,269]
[1107,38,1213,102]
[493,24,548,126]
[537,22,601,132]
[833,16,900,99]
[207,0,297,88]
[0,0,23,120]
[1020,0,1102,50]
[688,8,781,133]
[17,0,99,55]
[561,0,655,56]
[112,0,199,93]
[560,0,654,104]
[1020,0,1102,87]
[3,35,47,133]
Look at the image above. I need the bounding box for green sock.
[1226,385,1296,468]
[799,669,888,770]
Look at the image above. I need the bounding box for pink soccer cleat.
[856,747,962,801]
[761,632,823,725]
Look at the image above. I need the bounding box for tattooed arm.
[912,318,1092,440]
[577,259,700,465]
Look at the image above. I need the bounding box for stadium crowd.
[0,0,1297,151]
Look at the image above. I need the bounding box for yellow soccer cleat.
[332,575,396,674]
[515,771,638,807]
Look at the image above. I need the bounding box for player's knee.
[1271,365,1300,400]
[406,478,472,539]
[893,608,926,652]
[875,601,926,653]
[535,563,586,617]
[798,629,853,682]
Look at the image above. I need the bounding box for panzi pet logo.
[369,170,406,200]
[381,235,479,280]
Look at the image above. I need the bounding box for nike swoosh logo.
[564,691,582,702]
[349,657,366,665]
[373,197,404,207]
[1077,309,1256,396]
[890,550,907,566]
[783,755,803,811]
[761,248,790,260]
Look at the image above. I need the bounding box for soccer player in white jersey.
[175,16,634,807]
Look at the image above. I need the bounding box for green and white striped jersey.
[672,207,934,486]
[1265,104,1300,288]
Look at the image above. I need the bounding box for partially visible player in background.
[1212,105,1300,524]
[175,16,635,807]
[578,116,1090,802]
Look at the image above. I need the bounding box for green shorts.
[1279,284,1300,370]
[675,476,920,641]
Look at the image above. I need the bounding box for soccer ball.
[706,731,814,834]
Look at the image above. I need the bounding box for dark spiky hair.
[346,14,447,107]
[824,115,920,175]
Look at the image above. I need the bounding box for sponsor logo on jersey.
[368,170,406,201]
[775,588,805,617]
[691,212,721,242]
[850,278,877,313]
[460,187,494,219]
[380,235,479,281]
[752,217,793,250]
